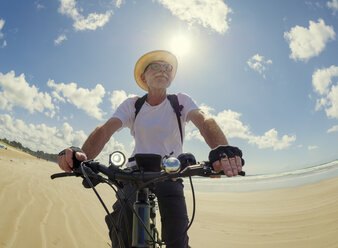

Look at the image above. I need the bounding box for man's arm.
[82,117,122,159]
[58,117,122,172]
[188,109,242,177]
[187,109,229,149]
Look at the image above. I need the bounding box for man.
[58,50,243,247]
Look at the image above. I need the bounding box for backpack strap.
[134,94,148,118]
[167,94,184,143]
[134,94,184,143]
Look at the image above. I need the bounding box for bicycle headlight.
[109,151,126,167]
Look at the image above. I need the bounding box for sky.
[0,0,338,175]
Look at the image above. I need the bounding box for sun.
[169,34,191,58]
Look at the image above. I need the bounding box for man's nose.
[159,65,166,71]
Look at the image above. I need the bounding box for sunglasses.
[144,63,173,73]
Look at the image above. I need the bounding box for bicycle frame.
[132,187,162,248]
[51,149,245,248]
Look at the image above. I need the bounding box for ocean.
[184,159,338,192]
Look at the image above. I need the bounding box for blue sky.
[0,0,338,175]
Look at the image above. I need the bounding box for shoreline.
[184,159,338,192]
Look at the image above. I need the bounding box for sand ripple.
[1,145,338,248]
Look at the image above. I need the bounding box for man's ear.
[140,73,146,83]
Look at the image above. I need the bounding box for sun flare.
[170,34,191,58]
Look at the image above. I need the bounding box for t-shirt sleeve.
[112,96,138,130]
[177,93,199,122]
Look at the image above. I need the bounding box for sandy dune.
[1,143,338,247]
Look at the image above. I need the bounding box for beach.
[1,144,338,248]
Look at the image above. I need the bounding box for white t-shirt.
[112,93,199,166]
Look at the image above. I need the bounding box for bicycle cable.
[103,178,160,246]
[81,165,125,248]
[123,174,197,247]
[81,163,197,247]
[102,179,133,246]
[187,176,196,230]
[163,175,196,247]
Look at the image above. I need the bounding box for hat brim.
[134,50,178,91]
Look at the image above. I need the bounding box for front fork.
[132,188,163,248]
[149,193,162,248]
[132,188,150,247]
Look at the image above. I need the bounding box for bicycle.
[51,150,245,248]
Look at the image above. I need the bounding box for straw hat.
[134,50,178,91]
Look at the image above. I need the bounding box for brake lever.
[239,171,246,176]
[50,161,98,180]
[50,172,79,179]
[203,161,246,176]
[210,170,246,176]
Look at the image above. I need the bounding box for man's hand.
[57,147,87,172]
[212,156,242,178]
[209,145,244,178]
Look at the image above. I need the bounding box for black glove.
[58,146,84,169]
[208,145,245,166]
[58,147,100,188]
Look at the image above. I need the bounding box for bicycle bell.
[109,151,126,167]
[162,157,181,173]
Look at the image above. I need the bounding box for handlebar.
[51,156,245,248]
[51,159,245,187]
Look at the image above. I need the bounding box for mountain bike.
[51,150,245,248]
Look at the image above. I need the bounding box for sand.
[1,143,338,248]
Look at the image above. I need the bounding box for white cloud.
[214,109,251,140]
[325,84,338,118]
[186,104,296,150]
[47,79,106,120]
[110,90,137,111]
[312,65,338,119]
[37,4,45,9]
[308,145,319,150]
[0,18,7,48]
[0,114,125,162]
[58,0,112,31]
[0,114,85,153]
[0,71,55,115]
[327,0,338,14]
[284,19,335,62]
[115,0,124,8]
[156,0,232,34]
[54,34,67,45]
[1,40,7,48]
[35,0,45,9]
[305,1,324,9]
[52,91,66,103]
[248,128,296,150]
[0,19,5,38]
[312,65,338,95]
[327,125,338,133]
[247,54,273,79]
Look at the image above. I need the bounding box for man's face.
[141,61,173,90]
